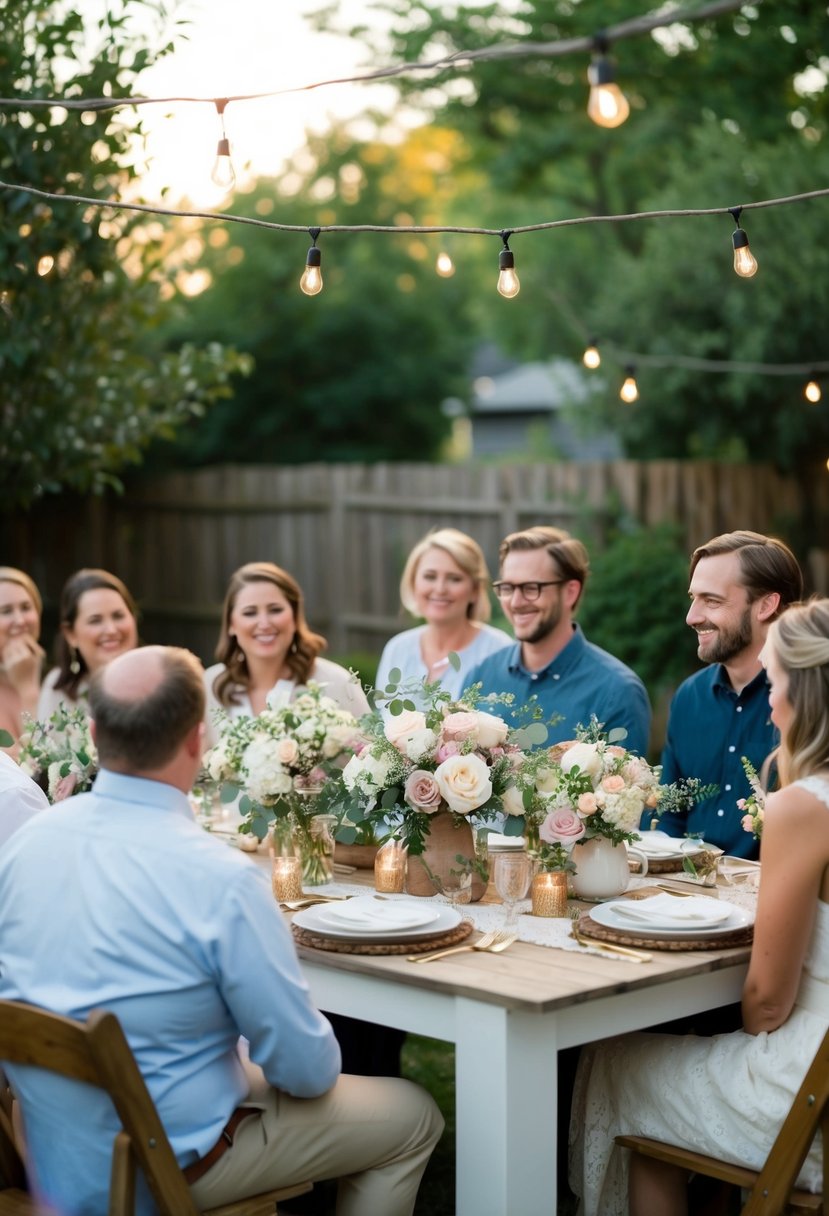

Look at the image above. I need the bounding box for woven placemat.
[627,851,713,875]
[292,918,474,956]
[577,911,753,952]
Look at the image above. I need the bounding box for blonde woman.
[376,528,510,700]
[204,562,369,748]
[570,597,829,1215]
[0,568,44,753]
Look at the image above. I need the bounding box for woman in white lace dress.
[570,596,829,1215]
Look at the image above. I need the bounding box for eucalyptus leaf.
[220,782,241,804]
[0,730,12,749]
[447,651,461,672]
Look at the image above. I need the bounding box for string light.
[436,250,455,277]
[620,365,639,403]
[582,338,601,369]
[805,376,822,404]
[497,231,520,298]
[36,255,54,276]
[299,228,323,296]
[210,99,236,192]
[587,37,630,129]
[729,207,758,278]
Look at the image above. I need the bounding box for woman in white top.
[37,569,139,720]
[0,568,45,755]
[203,561,370,748]
[376,528,511,703]
[570,597,829,1214]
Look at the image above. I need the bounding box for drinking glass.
[493,853,532,931]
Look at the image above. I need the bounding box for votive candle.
[531,871,568,918]
[375,842,407,894]
[272,855,303,902]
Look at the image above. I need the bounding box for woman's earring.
[69,648,81,675]
[290,634,298,655]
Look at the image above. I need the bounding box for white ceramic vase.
[570,836,630,901]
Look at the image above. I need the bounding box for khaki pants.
[189,1063,444,1216]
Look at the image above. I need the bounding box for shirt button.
[736,706,743,713]
[728,745,736,753]
[717,809,725,817]
[725,784,732,792]
[553,674,560,680]
[530,674,538,681]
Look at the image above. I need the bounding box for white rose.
[342,753,365,792]
[435,752,492,815]
[384,709,428,751]
[601,788,645,832]
[560,742,603,783]
[275,737,299,765]
[474,709,510,749]
[501,782,527,817]
[534,766,559,794]
[405,728,438,762]
[322,724,358,759]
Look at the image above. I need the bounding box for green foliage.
[145,125,478,469]
[578,523,696,700]
[0,2,249,508]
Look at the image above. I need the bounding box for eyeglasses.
[492,580,565,601]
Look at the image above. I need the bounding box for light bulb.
[583,343,601,369]
[731,227,758,278]
[436,251,455,277]
[211,137,236,191]
[805,379,822,404]
[300,244,323,296]
[36,255,55,276]
[497,246,520,298]
[620,369,639,403]
[587,56,629,129]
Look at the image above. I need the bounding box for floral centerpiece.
[17,705,98,803]
[202,682,362,883]
[738,755,765,840]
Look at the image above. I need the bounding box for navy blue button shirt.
[656,664,774,858]
[464,624,651,757]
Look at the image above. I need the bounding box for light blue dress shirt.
[0,770,340,1216]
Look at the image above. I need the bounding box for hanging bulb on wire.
[436,250,455,277]
[497,231,520,298]
[805,377,822,404]
[729,207,758,278]
[620,365,639,403]
[300,228,323,296]
[587,37,630,129]
[210,98,236,191]
[583,338,601,369]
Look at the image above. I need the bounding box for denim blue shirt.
[464,624,651,757]
[656,664,773,858]
[0,770,340,1216]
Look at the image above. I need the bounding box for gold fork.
[568,910,652,963]
[408,929,517,964]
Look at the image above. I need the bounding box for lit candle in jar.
[374,840,407,894]
[530,871,568,918]
[272,855,303,902]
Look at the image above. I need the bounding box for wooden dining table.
[257,855,752,1216]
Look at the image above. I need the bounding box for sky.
[129,0,400,205]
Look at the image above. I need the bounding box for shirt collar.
[507,623,584,677]
[711,664,770,697]
[91,769,194,819]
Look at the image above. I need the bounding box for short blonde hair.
[399,529,492,622]
[0,567,42,617]
[767,598,829,784]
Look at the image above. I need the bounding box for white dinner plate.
[590,898,754,940]
[315,897,441,932]
[293,902,462,943]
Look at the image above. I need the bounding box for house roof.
[472,358,595,414]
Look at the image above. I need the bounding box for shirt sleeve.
[652,701,690,837]
[607,678,651,758]
[213,870,341,1098]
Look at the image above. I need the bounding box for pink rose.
[435,741,461,763]
[601,775,626,794]
[275,737,299,765]
[404,769,443,813]
[441,711,480,743]
[577,792,598,815]
[539,807,586,845]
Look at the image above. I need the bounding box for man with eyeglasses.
[465,525,651,755]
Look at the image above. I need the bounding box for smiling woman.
[37,569,139,720]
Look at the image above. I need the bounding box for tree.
[147,123,478,467]
[0,2,249,509]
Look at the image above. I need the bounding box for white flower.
[600,788,645,832]
[501,782,527,817]
[322,724,357,759]
[205,740,232,782]
[404,728,438,762]
[560,742,603,783]
[534,766,559,794]
[274,737,300,765]
[434,752,492,815]
[384,709,428,751]
[473,709,510,749]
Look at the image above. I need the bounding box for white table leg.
[454,998,558,1216]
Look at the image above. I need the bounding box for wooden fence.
[6,460,828,667]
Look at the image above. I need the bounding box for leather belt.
[183,1106,262,1185]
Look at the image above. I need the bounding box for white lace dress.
[569,775,829,1215]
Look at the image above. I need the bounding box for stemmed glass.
[493,853,532,931]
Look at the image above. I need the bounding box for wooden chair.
[0,1000,311,1216]
[616,1024,829,1215]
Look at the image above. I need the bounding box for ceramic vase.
[570,836,630,901]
